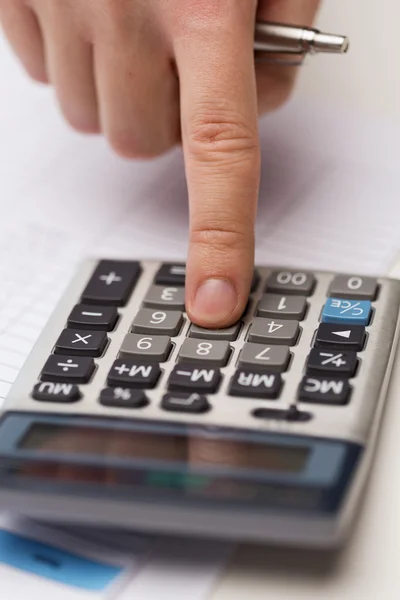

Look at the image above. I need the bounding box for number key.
[266,270,315,296]
[120,334,172,362]
[239,343,290,372]
[178,339,231,366]
[143,285,185,310]
[257,294,307,320]
[329,275,378,300]
[131,309,183,336]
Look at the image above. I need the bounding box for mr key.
[2,258,400,549]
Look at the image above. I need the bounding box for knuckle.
[187,103,259,163]
[107,131,165,160]
[190,224,249,254]
[61,104,100,135]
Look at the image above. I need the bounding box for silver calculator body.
[1,259,400,549]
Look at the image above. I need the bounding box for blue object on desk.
[0,529,122,590]
[322,298,372,326]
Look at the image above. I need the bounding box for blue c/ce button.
[322,298,372,326]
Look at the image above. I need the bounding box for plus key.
[81,260,141,306]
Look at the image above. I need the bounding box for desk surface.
[212,1,400,598]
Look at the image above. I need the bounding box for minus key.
[68,304,119,331]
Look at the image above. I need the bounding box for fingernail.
[192,279,238,324]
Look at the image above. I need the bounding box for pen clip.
[254,51,306,67]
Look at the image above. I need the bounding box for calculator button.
[68,304,118,331]
[189,322,242,342]
[168,365,221,393]
[107,360,161,388]
[299,376,351,405]
[81,260,141,306]
[143,285,185,310]
[131,309,183,336]
[253,405,312,423]
[239,343,290,371]
[306,349,358,377]
[32,382,81,403]
[99,388,149,409]
[248,318,299,346]
[54,329,108,357]
[161,393,211,414]
[329,275,378,300]
[178,339,231,366]
[265,271,315,296]
[40,356,95,383]
[251,271,260,292]
[315,324,365,351]
[257,294,307,320]
[229,370,282,399]
[321,298,372,326]
[120,334,172,362]
[155,263,186,286]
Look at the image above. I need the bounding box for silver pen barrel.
[254,22,349,55]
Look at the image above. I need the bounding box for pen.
[254,21,349,61]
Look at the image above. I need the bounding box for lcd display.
[20,423,310,474]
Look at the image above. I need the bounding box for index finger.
[173,0,260,328]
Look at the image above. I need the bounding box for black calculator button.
[265,270,315,296]
[315,323,365,351]
[298,376,351,405]
[329,275,378,300]
[168,364,221,393]
[32,382,81,403]
[257,294,307,320]
[68,305,118,331]
[54,329,108,357]
[81,260,141,306]
[253,405,312,422]
[40,356,95,383]
[306,349,358,377]
[229,370,282,399]
[107,360,161,389]
[155,263,186,286]
[251,270,260,292]
[99,387,149,409]
[161,393,210,414]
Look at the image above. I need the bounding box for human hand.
[0,0,320,327]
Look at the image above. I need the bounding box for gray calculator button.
[329,275,378,300]
[266,270,315,296]
[120,334,172,362]
[239,343,290,371]
[143,285,185,309]
[257,294,307,320]
[179,338,231,366]
[189,322,241,341]
[248,318,299,346]
[131,309,183,336]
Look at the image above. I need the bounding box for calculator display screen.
[19,423,310,474]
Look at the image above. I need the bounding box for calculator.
[1,259,400,548]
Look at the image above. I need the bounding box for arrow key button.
[315,323,366,351]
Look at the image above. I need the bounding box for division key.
[81,260,141,306]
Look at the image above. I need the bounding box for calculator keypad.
[239,343,290,371]
[24,259,400,442]
[54,329,108,357]
[178,339,231,366]
[120,334,172,362]
[256,294,307,320]
[131,309,183,336]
